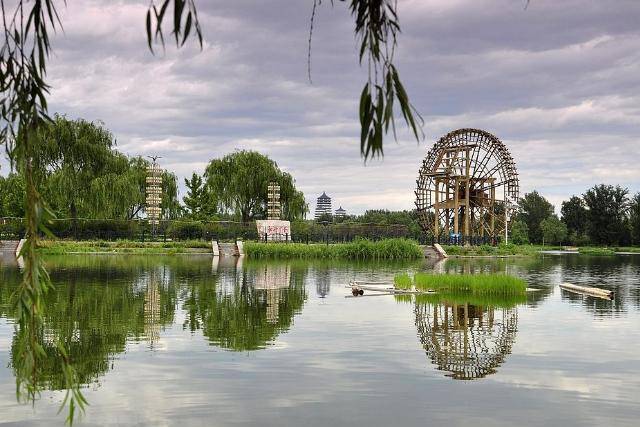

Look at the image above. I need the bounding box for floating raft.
[559,282,613,300]
[347,281,435,297]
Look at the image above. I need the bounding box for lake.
[1,253,639,426]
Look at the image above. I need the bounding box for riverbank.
[37,239,213,255]
[34,240,640,258]
[442,244,559,257]
[441,244,640,257]
[36,238,425,259]
[244,239,424,260]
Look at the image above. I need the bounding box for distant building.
[335,206,347,219]
[314,192,332,220]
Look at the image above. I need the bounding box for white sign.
[256,220,292,241]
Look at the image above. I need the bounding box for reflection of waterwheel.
[415,128,519,239]
[414,303,518,380]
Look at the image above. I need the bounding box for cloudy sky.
[3,0,640,214]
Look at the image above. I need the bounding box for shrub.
[166,221,204,240]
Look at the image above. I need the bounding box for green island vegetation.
[245,239,423,260]
[394,273,527,296]
[396,292,528,309]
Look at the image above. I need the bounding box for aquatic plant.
[394,273,527,296]
[393,273,413,290]
[245,239,423,260]
[412,273,526,295]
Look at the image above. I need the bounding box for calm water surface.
[1,254,639,426]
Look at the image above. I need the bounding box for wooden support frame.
[416,129,519,242]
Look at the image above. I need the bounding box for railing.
[427,234,501,246]
[0,217,416,243]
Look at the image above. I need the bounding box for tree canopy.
[203,150,308,222]
[540,215,567,245]
[561,196,588,242]
[583,184,630,245]
[516,191,554,244]
[630,193,640,245]
[0,173,25,218]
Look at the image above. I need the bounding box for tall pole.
[146,156,162,238]
[504,196,513,245]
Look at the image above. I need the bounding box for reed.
[393,273,413,290]
[394,273,526,296]
[413,273,527,295]
[245,239,423,260]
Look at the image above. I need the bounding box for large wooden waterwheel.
[415,128,519,240]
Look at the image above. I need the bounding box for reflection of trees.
[0,257,177,390]
[559,255,640,316]
[183,261,307,351]
[414,302,518,380]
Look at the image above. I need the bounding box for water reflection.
[0,256,308,391]
[1,258,177,390]
[555,254,640,316]
[413,300,518,380]
[184,260,307,351]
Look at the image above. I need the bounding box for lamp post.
[504,198,516,245]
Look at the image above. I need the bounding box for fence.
[427,234,502,246]
[0,217,414,244]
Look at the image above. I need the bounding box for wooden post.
[434,179,440,238]
[454,178,459,235]
[464,148,471,237]
[490,182,496,238]
[445,180,450,237]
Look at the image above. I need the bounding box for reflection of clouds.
[557,255,640,316]
[494,358,640,407]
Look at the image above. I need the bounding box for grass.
[442,243,559,257]
[394,272,527,296]
[614,247,640,253]
[393,272,528,307]
[578,247,617,256]
[244,239,423,260]
[38,239,212,255]
[394,273,413,290]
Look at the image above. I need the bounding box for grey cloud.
[1,0,639,214]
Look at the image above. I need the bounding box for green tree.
[561,196,587,236]
[0,173,25,217]
[183,173,205,217]
[540,215,567,245]
[161,170,181,219]
[509,219,529,245]
[204,150,307,222]
[34,116,117,222]
[516,191,554,244]
[583,184,629,245]
[628,193,640,245]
